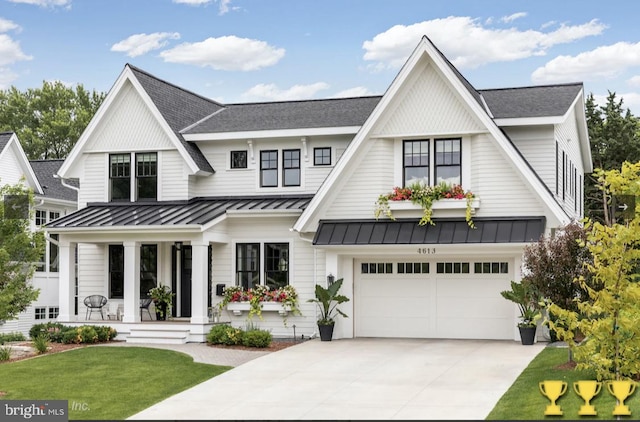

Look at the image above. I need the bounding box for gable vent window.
[110,154,131,201]
[136,152,157,201]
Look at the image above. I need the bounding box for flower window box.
[389,197,480,212]
[226,301,290,316]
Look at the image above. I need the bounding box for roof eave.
[183,126,361,141]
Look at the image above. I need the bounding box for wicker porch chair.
[84,295,108,320]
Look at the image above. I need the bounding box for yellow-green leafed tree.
[549,161,640,381]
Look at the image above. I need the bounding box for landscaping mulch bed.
[208,337,309,352]
[1,341,88,364]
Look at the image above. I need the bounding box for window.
[361,262,393,274]
[265,243,289,289]
[435,139,461,185]
[35,307,46,320]
[555,141,559,195]
[314,147,331,166]
[474,262,508,274]
[35,210,60,272]
[140,245,157,298]
[260,150,278,187]
[136,153,157,201]
[283,149,301,187]
[231,151,248,169]
[397,262,429,274]
[35,210,46,226]
[436,262,470,274]
[562,151,566,201]
[236,243,260,290]
[109,245,124,299]
[49,234,59,272]
[403,140,429,186]
[110,154,130,201]
[48,307,59,319]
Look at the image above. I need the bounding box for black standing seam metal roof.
[313,217,546,245]
[45,195,314,229]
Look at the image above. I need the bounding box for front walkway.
[125,338,545,420]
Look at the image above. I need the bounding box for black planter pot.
[519,326,536,345]
[155,303,167,321]
[318,324,335,341]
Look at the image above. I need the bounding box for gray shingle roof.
[479,83,583,119]
[184,97,382,134]
[128,64,223,173]
[46,195,313,229]
[0,131,11,152]
[30,160,78,202]
[313,217,546,245]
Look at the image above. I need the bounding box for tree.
[0,182,44,322]
[0,81,105,160]
[584,92,640,223]
[548,162,640,381]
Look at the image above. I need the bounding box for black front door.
[172,245,192,318]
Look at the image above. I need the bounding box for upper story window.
[231,150,248,169]
[136,153,157,201]
[260,150,278,187]
[403,138,462,187]
[110,154,130,201]
[110,152,157,201]
[283,149,300,187]
[314,147,331,166]
[403,140,429,186]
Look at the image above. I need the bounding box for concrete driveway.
[128,338,544,420]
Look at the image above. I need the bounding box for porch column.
[190,241,209,324]
[122,241,141,323]
[57,237,76,322]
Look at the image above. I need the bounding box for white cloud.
[628,75,640,87]
[0,34,33,66]
[111,32,181,58]
[532,42,640,83]
[0,67,18,89]
[0,18,21,33]
[501,12,527,23]
[160,35,285,71]
[332,86,376,98]
[241,82,330,101]
[172,0,212,4]
[591,92,640,115]
[362,16,606,70]
[172,0,237,15]
[7,0,71,8]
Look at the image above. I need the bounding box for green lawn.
[0,346,231,420]
[487,347,640,420]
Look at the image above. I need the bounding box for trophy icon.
[607,380,636,416]
[573,380,601,415]
[539,380,567,415]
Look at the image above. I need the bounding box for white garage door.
[354,259,514,340]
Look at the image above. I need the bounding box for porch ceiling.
[46,195,314,230]
[313,217,546,245]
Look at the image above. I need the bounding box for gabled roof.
[480,83,584,119]
[29,159,78,203]
[0,131,43,194]
[293,35,577,233]
[45,195,313,231]
[314,217,546,245]
[184,96,381,134]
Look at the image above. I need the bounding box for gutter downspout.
[53,174,80,192]
[292,228,318,339]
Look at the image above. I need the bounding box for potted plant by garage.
[149,285,175,321]
[500,280,541,345]
[307,278,350,341]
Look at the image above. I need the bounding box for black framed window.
[48,307,59,319]
[403,140,429,186]
[49,234,59,273]
[265,243,289,289]
[136,152,157,201]
[435,139,461,185]
[314,147,331,166]
[110,154,131,201]
[35,307,46,320]
[231,151,248,169]
[236,243,260,290]
[283,149,301,187]
[109,245,124,299]
[140,244,157,298]
[260,150,278,187]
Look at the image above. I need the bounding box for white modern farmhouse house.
[47,36,591,343]
[0,132,78,336]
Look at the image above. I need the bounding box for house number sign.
[417,247,436,254]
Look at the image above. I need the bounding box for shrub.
[0,346,11,361]
[62,325,100,344]
[242,329,272,348]
[0,332,26,344]
[95,326,117,342]
[29,322,67,342]
[207,324,244,346]
[33,334,49,354]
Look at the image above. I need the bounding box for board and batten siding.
[470,134,545,217]
[210,216,320,337]
[0,145,26,186]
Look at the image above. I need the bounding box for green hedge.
[206,324,272,348]
[30,322,117,344]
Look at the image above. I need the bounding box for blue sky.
[2,0,640,115]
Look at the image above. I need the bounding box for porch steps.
[126,327,190,344]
